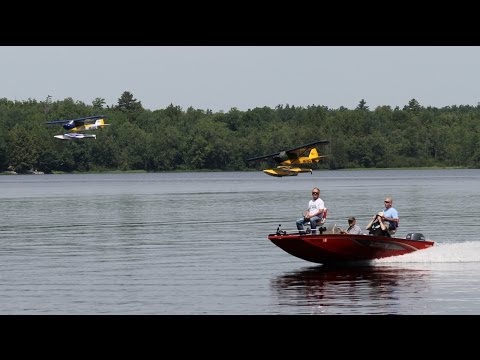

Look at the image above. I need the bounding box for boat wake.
[373,241,480,264]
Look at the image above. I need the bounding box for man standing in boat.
[296,187,326,234]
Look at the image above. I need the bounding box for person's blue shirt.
[383,207,399,229]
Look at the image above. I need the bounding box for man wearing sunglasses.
[296,187,326,234]
[366,197,399,236]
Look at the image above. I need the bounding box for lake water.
[0,169,479,314]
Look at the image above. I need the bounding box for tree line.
[1,92,479,174]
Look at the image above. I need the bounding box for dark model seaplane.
[46,115,110,140]
[246,140,330,177]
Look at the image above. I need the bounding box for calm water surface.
[0,169,479,314]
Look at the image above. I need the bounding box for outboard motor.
[406,233,425,241]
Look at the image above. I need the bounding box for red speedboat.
[268,227,434,265]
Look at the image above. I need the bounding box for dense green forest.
[1,92,479,174]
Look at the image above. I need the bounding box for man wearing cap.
[340,216,363,235]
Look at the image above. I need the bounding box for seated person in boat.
[366,197,399,236]
[340,216,363,235]
[296,187,326,234]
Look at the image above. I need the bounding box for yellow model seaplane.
[246,140,330,177]
[46,115,110,140]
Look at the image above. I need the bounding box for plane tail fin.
[309,148,319,160]
[309,147,328,162]
[93,118,110,129]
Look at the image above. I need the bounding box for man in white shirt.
[296,187,326,234]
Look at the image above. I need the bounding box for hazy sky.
[1,46,479,112]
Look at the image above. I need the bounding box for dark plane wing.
[46,115,107,126]
[285,140,330,158]
[246,140,330,162]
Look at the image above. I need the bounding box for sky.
[1,46,480,112]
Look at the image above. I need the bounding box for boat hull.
[267,233,434,264]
